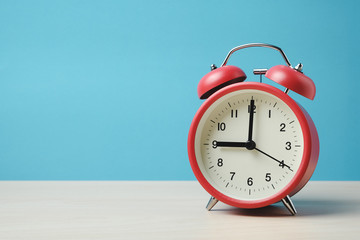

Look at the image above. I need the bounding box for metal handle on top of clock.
[221,43,292,67]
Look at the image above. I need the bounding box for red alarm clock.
[188,43,319,215]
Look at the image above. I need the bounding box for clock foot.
[281,195,297,215]
[206,196,219,211]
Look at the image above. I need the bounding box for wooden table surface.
[0,181,359,239]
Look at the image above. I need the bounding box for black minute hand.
[254,147,293,171]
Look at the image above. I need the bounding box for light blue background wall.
[0,0,359,180]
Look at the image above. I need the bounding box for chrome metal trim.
[294,63,303,72]
[221,43,292,67]
[206,196,219,211]
[253,69,268,75]
[281,195,297,215]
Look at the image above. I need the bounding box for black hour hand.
[213,141,247,148]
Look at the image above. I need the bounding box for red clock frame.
[188,82,319,209]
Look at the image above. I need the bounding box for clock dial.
[194,89,304,200]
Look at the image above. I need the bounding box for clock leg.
[206,196,219,211]
[281,195,297,215]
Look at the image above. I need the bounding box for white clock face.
[194,89,304,200]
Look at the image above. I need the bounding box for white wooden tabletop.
[0,181,359,240]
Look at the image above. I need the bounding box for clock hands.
[214,97,292,171]
[254,147,293,171]
[248,98,292,171]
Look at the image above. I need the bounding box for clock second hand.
[254,147,293,171]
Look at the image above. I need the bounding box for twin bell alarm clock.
[187,43,319,215]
